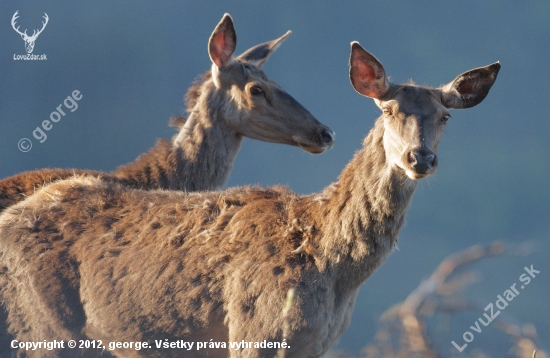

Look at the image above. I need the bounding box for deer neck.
[173,88,243,190]
[310,118,417,286]
[112,87,242,191]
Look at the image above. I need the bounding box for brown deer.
[0,42,499,357]
[0,13,334,212]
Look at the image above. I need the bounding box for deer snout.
[320,126,335,147]
[293,125,334,154]
[407,148,437,175]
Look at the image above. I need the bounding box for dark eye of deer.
[442,114,451,123]
[250,86,264,96]
[383,108,392,116]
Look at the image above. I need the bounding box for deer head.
[11,11,49,54]
[350,42,500,180]
[203,14,334,154]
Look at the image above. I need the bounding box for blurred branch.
[355,241,547,358]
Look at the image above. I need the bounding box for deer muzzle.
[407,147,437,175]
[319,126,335,147]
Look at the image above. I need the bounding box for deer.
[11,11,49,54]
[0,42,499,357]
[0,14,334,213]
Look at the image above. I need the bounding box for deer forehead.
[215,62,272,89]
[240,63,270,81]
[377,86,448,118]
[241,65,284,96]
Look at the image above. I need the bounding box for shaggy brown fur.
[0,43,499,357]
[0,14,333,213]
[0,168,103,212]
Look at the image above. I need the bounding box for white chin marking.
[406,171,417,180]
[406,170,429,180]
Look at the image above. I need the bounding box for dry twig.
[357,242,546,358]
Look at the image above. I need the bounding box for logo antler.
[11,11,49,54]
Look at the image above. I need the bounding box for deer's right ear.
[236,31,291,68]
[441,62,501,109]
[349,42,389,99]
[208,14,237,69]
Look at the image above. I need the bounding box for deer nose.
[408,148,436,173]
[320,127,335,147]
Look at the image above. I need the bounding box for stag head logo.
[11,11,49,54]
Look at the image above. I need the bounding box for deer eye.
[250,85,264,96]
[382,107,392,116]
[442,114,451,123]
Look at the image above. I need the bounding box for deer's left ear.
[441,62,501,109]
[236,31,291,68]
[208,13,237,69]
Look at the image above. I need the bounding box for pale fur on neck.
[306,118,417,287]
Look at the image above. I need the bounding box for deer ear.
[208,14,237,69]
[349,42,390,99]
[236,31,291,68]
[441,62,501,109]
